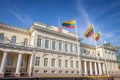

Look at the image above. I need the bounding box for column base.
[83,73,88,76]
[89,74,93,76]
[15,73,21,77]
[94,74,98,76]
[0,73,4,77]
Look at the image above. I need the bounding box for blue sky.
[0,0,120,46]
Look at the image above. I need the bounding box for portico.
[82,60,105,76]
[0,49,32,77]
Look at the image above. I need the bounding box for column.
[84,61,87,75]
[94,62,98,75]
[29,53,34,77]
[98,63,102,75]
[89,61,93,75]
[15,52,22,75]
[116,63,118,70]
[0,51,8,74]
[102,63,106,75]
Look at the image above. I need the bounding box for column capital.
[4,50,8,53]
[18,51,23,54]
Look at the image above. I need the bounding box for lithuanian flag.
[84,24,94,38]
[93,32,101,41]
[62,20,76,28]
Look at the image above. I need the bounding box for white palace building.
[0,22,119,77]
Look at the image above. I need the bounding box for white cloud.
[9,9,25,24]
[75,0,96,45]
[8,5,33,28]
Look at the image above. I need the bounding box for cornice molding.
[0,23,29,34]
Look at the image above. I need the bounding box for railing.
[0,41,118,62]
[81,54,116,61]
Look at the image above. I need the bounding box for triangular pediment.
[104,43,117,51]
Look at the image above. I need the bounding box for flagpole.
[100,31,109,76]
[75,20,81,75]
[93,24,99,75]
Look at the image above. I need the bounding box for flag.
[62,20,76,28]
[58,27,62,32]
[84,24,94,38]
[93,32,101,41]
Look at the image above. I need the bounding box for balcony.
[81,54,105,61]
[0,40,33,51]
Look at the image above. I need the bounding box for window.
[35,57,40,66]
[71,61,73,68]
[11,36,16,44]
[65,43,67,51]
[52,40,56,50]
[65,60,68,67]
[83,50,86,53]
[58,59,62,67]
[21,58,25,66]
[51,59,55,67]
[59,42,62,51]
[23,39,28,46]
[45,39,49,48]
[44,70,48,73]
[44,58,48,66]
[71,71,74,73]
[35,70,39,73]
[7,57,13,66]
[52,70,55,73]
[70,44,73,52]
[98,53,100,56]
[0,33,4,41]
[76,61,78,68]
[37,37,41,47]
[59,71,62,73]
[65,71,68,73]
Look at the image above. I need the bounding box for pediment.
[104,43,116,51]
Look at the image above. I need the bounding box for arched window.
[23,39,28,46]
[11,36,16,44]
[0,33,4,41]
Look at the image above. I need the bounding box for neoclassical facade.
[0,22,119,77]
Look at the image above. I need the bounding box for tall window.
[52,40,56,50]
[35,57,40,66]
[44,58,48,66]
[59,42,62,51]
[70,44,73,52]
[37,37,42,47]
[45,39,49,48]
[58,59,62,67]
[71,60,73,68]
[7,57,13,66]
[11,36,16,44]
[0,33,4,41]
[76,61,78,68]
[83,50,86,53]
[65,43,67,51]
[21,58,25,66]
[65,60,68,67]
[23,39,28,46]
[51,59,55,67]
